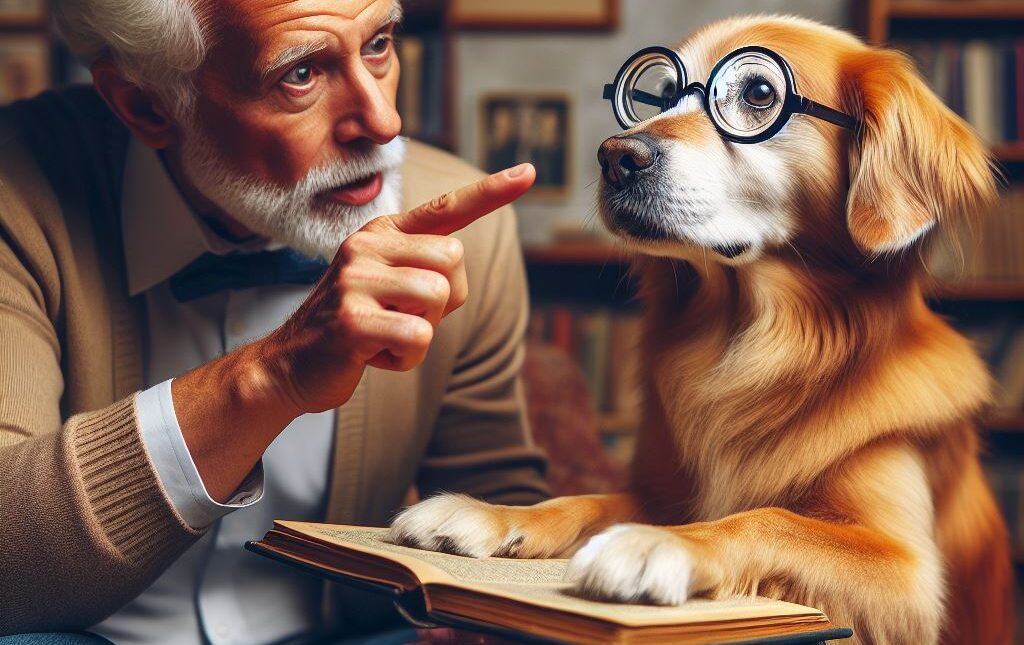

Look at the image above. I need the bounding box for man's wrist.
[170,338,300,502]
[225,337,305,426]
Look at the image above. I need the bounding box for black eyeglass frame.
[602,45,858,143]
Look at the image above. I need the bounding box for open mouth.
[325,172,383,207]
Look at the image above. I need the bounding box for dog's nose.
[598,134,659,189]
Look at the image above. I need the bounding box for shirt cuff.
[134,379,264,529]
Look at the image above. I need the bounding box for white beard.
[178,127,406,260]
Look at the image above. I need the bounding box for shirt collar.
[121,138,259,296]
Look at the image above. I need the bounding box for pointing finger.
[390,163,535,236]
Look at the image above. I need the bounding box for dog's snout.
[598,134,659,189]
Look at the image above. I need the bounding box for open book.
[247,521,851,645]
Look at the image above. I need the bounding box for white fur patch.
[387,493,518,559]
[658,138,793,257]
[566,524,693,606]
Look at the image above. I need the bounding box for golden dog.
[391,16,1012,644]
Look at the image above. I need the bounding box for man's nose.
[334,68,402,145]
[598,133,659,189]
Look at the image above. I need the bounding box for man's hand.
[171,163,536,501]
[266,162,536,415]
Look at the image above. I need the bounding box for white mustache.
[294,138,407,196]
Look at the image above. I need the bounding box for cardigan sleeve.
[0,215,202,635]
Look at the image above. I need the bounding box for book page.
[301,524,567,584]
[279,523,828,628]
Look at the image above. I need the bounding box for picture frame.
[0,34,50,105]
[479,92,572,200]
[449,0,619,31]
[0,0,45,26]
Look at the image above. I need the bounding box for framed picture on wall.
[0,0,45,25]
[480,93,571,199]
[450,0,618,31]
[0,35,49,104]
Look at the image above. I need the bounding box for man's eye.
[362,34,392,57]
[282,64,314,86]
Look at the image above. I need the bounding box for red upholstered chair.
[522,340,626,496]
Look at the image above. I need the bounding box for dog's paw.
[388,493,525,558]
[566,524,693,606]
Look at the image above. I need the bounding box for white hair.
[53,0,211,119]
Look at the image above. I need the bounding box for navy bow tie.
[169,249,329,302]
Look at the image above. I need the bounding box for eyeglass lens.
[622,55,681,125]
[708,52,788,139]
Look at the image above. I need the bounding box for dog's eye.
[742,80,775,108]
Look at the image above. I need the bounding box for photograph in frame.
[480,93,572,199]
[450,0,618,31]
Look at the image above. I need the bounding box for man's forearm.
[171,339,298,502]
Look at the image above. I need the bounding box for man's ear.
[91,58,176,149]
[844,47,996,255]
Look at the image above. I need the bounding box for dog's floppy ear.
[844,48,996,255]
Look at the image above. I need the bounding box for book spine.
[607,314,643,418]
[963,41,996,143]
[1017,40,1024,141]
[398,36,424,138]
[550,306,574,357]
[422,33,444,139]
[1004,41,1018,143]
[946,41,965,118]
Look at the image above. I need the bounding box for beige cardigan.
[0,87,548,635]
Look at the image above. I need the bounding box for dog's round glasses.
[602,45,858,142]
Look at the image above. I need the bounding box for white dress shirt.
[91,139,340,645]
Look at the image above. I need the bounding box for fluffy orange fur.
[392,16,1012,644]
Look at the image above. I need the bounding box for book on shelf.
[529,306,644,419]
[895,38,1023,145]
[994,328,1024,412]
[247,521,850,645]
[397,31,445,145]
[397,35,424,136]
[984,459,1024,559]
[928,186,1024,282]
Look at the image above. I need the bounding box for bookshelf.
[868,0,1024,43]
[397,0,455,151]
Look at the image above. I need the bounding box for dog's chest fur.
[635,259,992,522]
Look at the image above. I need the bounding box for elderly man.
[0,0,549,642]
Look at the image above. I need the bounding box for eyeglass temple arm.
[799,97,858,131]
[602,84,667,109]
